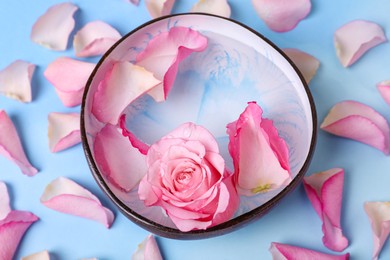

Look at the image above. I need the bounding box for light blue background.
[1,0,390,259]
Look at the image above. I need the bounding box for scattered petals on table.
[283,48,320,84]
[48,112,81,153]
[0,181,11,220]
[190,0,231,18]
[21,250,51,260]
[132,234,163,260]
[269,242,350,259]
[145,0,175,18]
[377,80,390,106]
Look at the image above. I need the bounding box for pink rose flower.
[138,123,239,232]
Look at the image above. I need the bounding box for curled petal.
[40,177,114,228]
[303,168,348,252]
[0,60,35,102]
[44,57,95,107]
[364,201,390,260]
[92,61,161,125]
[321,100,390,154]
[252,0,311,32]
[136,26,208,102]
[0,110,38,176]
[334,20,387,67]
[120,114,150,155]
[132,234,163,260]
[30,2,78,50]
[0,182,11,220]
[377,80,390,106]
[283,48,320,84]
[21,250,50,260]
[190,0,231,18]
[48,112,81,153]
[269,242,350,259]
[145,0,175,18]
[73,21,121,57]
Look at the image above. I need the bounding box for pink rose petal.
[304,168,348,252]
[40,177,114,228]
[252,0,311,32]
[92,61,161,125]
[321,100,390,154]
[269,242,350,259]
[30,2,78,51]
[334,20,387,67]
[119,114,150,155]
[377,80,390,106]
[190,0,231,18]
[136,26,208,102]
[132,234,163,260]
[283,48,320,84]
[364,201,390,260]
[0,60,35,103]
[48,112,81,153]
[94,123,147,192]
[21,250,50,260]
[0,182,11,220]
[44,57,95,107]
[0,110,38,176]
[145,0,175,18]
[73,21,122,57]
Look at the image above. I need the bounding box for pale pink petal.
[40,177,114,228]
[320,100,390,154]
[136,26,208,102]
[252,0,311,32]
[30,2,78,51]
[364,201,390,260]
[73,21,122,57]
[145,0,175,18]
[0,60,35,102]
[0,110,38,176]
[377,80,390,106]
[0,211,39,260]
[190,0,231,18]
[132,234,163,260]
[94,123,148,192]
[48,112,81,153]
[120,114,150,155]
[304,168,348,252]
[92,61,161,124]
[0,182,11,220]
[269,242,350,259]
[21,250,50,260]
[283,48,320,84]
[334,20,387,67]
[44,57,95,107]
[129,0,140,6]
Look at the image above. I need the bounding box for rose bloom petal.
[48,112,81,153]
[0,60,35,103]
[321,100,390,154]
[73,21,121,57]
[190,0,231,18]
[0,181,11,220]
[136,26,208,102]
[377,80,390,106]
[145,0,175,18]
[132,234,163,260]
[226,102,291,196]
[283,48,320,84]
[364,201,390,260]
[44,57,95,107]
[334,20,387,67]
[303,168,348,252]
[0,211,39,260]
[252,0,311,32]
[30,2,78,51]
[0,110,38,176]
[269,242,350,259]
[40,177,114,228]
[92,61,161,125]
[21,250,50,260]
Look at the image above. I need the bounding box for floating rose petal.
[92,61,160,125]
[190,0,231,18]
[0,182,11,220]
[21,250,50,260]
[44,57,95,107]
[145,0,175,18]
[334,20,387,67]
[73,21,121,57]
[252,0,311,32]
[136,26,208,102]
[304,168,348,252]
[0,110,38,176]
[30,2,78,50]
[269,242,350,259]
[40,177,114,228]
[283,48,320,84]
[132,234,163,260]
[119,114,150,155]
[377,80,390,106]
[321,100,390,154]
[0,60,35,103]
[364,201,390,260]
[48,112,81,153]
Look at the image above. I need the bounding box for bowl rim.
[80,12,317,240]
